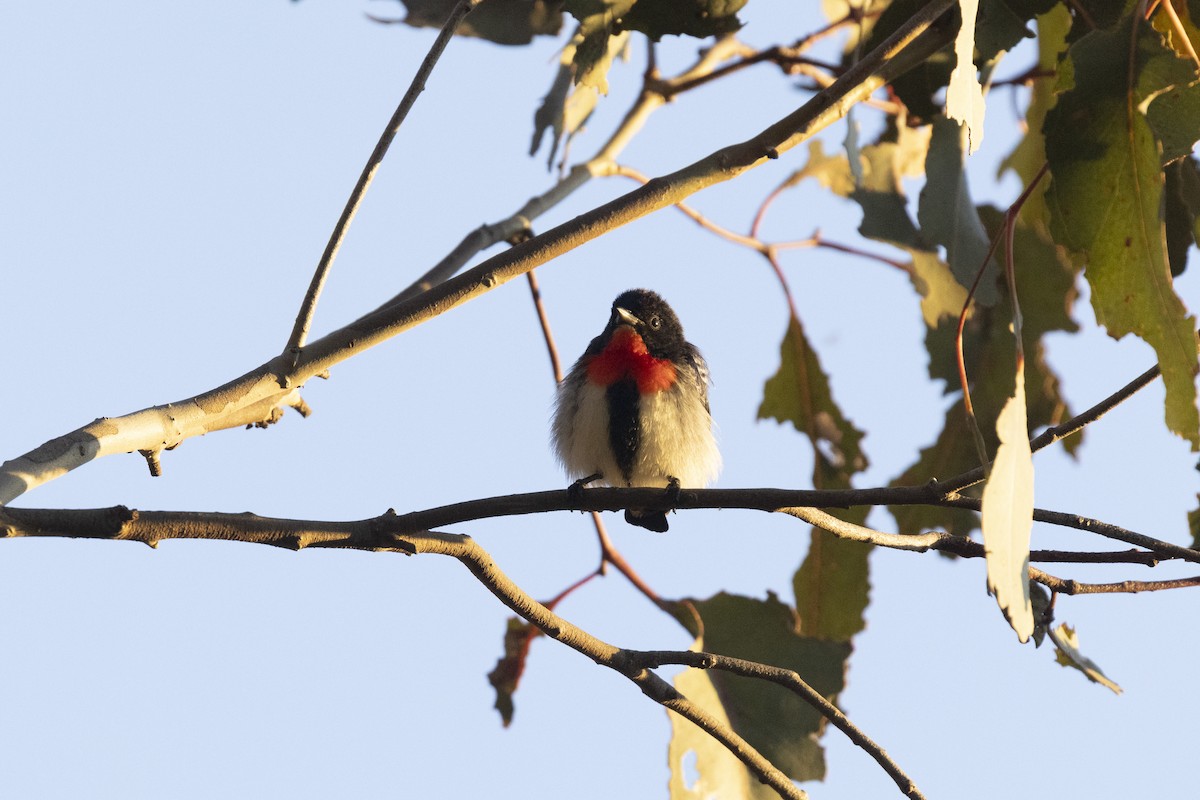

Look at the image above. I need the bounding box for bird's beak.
[614,306,641,328]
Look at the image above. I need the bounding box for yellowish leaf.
[668,664,774,800]
[945,0,985,153]
[1052,624,1123,695]
[981,369,1035,642]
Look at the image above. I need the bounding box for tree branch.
[1029,567,1200,595]
[284,0,481,359]
[5,492,1196,570]
[634,649,924,800]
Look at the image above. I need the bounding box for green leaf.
[1189,493,1200,548]
[919,116,999,305]
[977,207,1079,341]
[1069,1,1137,32]
[393,0,564,45]
[619,0,746,40]
[758,315,868,483]
[486,616,541,726]
[860,0,954,123]
[1152,0,1200,64]
[530,32,614,166]
[668,592,852,790]
[1164,157,1200,277]
[1146,79,1200,165]
[911,248,973,326]
[975,0,1058,62]
[565,0,635,92]
[564,0,744,90]
[1052,623,1123,694]
[852,123,932,245]
[981,369,1035,642]
[793,513,871,642]
[997,4,1072,231]
[892,208,1078,536]
[784,139,856,198]
[1045,18,1200,449]
[890,401,985,536]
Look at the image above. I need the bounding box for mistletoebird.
[552,289,720,531]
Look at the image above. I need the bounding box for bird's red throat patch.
[586,327,677,393]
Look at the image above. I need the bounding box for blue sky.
[3,2,1198,798]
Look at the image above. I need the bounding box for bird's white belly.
[557,381,720,488]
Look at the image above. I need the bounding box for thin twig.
[284,0,480,361]
[1029,566,1200,595]
[938,363,1163,494]
[780,230,914,274]
[525,270,562,382]
[955,160,1051,472]
[656,9,883,98]
[937,497,1200,565]
[782,507,1171,565]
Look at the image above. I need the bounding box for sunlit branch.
[782,506,1170,565]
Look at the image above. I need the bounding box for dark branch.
[1029,567,1200,595]
[4,492,1196,571]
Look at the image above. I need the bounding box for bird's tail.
[625,508,669,533]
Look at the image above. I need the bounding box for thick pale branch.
[0,0,956,506]
[0,378,302,505]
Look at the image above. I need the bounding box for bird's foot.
[567,473,602,504]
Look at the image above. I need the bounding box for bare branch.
[1029,567,1200,595]
[284,0,481,358]
[938,496,1200,565]
[6,494,1197,570]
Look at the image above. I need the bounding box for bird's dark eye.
[648,315,662,330]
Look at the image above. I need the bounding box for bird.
[552,288,720,531]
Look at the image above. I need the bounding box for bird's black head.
[607,288,688,358]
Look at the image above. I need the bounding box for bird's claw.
[568,473,601,504]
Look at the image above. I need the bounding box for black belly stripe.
[606,379,640,484]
